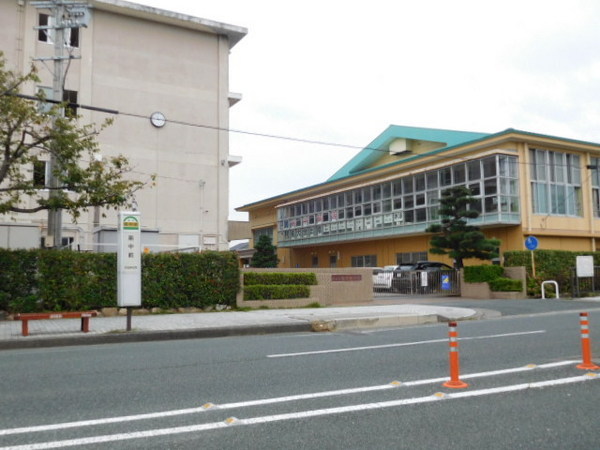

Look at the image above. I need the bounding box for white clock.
[150,111,166,128]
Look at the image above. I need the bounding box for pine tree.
[250,235,279,268]
[425,186,500,269]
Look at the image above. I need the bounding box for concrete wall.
[460,266,527,299]
[237,268,374,308]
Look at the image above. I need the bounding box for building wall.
[0,0,244,251]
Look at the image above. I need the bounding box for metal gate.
[374,269,461,296]
[571,266,600,297]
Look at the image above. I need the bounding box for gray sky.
[136,0,600,220]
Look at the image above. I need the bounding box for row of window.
[530,149,582,216]
[277,155,519,243]
[350,252,428,268]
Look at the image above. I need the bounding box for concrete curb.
[0,323,313,351]
[311,314,440,331]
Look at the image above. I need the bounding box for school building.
[237,125,600,268]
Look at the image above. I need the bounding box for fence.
[571,266,600,297]
[374,269,460,296]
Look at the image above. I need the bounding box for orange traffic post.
[577,312,600,370]
[443,321,469,389]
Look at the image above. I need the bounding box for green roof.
[328,125,490,181]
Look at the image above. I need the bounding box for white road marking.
[267,330,546,358]
[1,373,596,450]
[0,359,575,438]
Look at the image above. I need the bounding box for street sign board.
[525,236,539,251]
[117,211,141,307]
[576,255,594,278]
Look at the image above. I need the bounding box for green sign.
[123,216,139,231]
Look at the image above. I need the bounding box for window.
[33,160,48,188]
[351,255,377,267]
[396,252,427,265]
[253,227,273,242]
[38,13,79,47]
[530,149,581,216]
[591,157,600,217]
[277,155,520,244]
[37,87,78,117]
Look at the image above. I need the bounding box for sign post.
[525,236,538,278]
[117,211,141,331]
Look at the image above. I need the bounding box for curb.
[311,314,441,331]
[0,323,313,351]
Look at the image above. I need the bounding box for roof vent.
[389,138,412,155]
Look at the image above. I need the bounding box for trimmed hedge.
[244,285,310,300]
[489,277,523,292]
[463,265,504,283]
[504,250,600,296]
[0,249,240,313]
[243,272,317,286]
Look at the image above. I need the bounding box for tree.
[250,235,279,268]
[425,186,500,269]
[0,53,150,220]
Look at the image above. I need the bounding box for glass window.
[440,167,452,186]
[453,164,466,184]
[415,174,425,191]
[392,181,402,197]
[483,157,497,178]
[383,183,392,198]
[468,160,481,180]
[403,177,414,194]
[373,185,381,200]
[427,171,438,189]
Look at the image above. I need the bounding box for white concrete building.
[0,0,246,251]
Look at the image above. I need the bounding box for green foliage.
[243,272,317,286]
[504,250,600,296]
[0,249,38,311]
[142,251,240,309]
[489,277,523,292]
[463,265,504,283]
[0,52,149,221]
[250,235,279,268]
[0,249,240,313]
[244,285,310,300]
[426,186,501,269]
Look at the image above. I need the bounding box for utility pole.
[32,0,90,248]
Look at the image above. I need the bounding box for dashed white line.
[0,359,575,438]
[1,373,597,450]
[267,330,546,358]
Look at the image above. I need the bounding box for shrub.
[243,272,317,286]
[244,285,310,300]
[463,265,504,283]
[1,249,240,313]
[489,277,523,292]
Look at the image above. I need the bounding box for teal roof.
[328,125,490,181]
[237,126,600,211]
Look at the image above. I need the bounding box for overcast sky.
[136,0,600,221]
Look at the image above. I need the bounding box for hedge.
[243,285,310,300]
[504,250,600,296]
[489,277,523,292]
[0,249,240,313]
[463,265,504,283]
[243,272,317,286]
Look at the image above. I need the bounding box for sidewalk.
[0,303,480,350]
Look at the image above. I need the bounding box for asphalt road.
[1,309,599,449]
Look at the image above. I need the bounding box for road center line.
[267,330,546,358]
[2,374,596,450]
[0,358,572,438]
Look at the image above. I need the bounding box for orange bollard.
[443,321,469,389]
[576,313,600,370]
